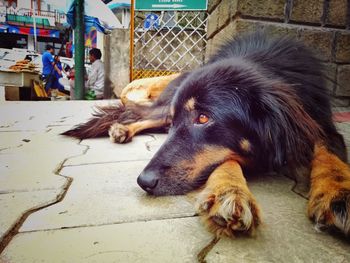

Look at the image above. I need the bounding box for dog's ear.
[255,83,322,169]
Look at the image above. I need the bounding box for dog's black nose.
[137,171,158,194]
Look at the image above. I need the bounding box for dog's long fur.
[63,32,350,237]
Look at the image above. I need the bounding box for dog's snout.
[137,171,159,194]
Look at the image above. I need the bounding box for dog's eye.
[196,114,209,125]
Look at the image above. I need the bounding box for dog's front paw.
[108,123,131,143]
[197,187,261,237]
[308,145,350,235]
[308,188,350,235]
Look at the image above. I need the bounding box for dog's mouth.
[137,162,222,196]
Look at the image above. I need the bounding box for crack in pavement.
[197,236,221,263]
[0,179,73,254]
[0,133,222,261]
[62,134,158,167]
[0,138,89,254]
[0,133,156,253]
[62,158,152,167]
[16,214,198,234]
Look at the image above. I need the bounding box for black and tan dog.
[62,32,350,237]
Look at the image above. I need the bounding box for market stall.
[0,59,41,101]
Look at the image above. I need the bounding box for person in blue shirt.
[42,44,62,94]
[53,55,66,92]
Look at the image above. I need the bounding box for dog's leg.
[196,160,261,237]
[120,74,180,105]
[108,100,171,143]
[108,75,181,143]
[308,145,350,235]
[109,118,169,143]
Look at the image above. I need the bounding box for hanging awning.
[66,0,122,33]
[7,25,60,38]
[107,0,131,10]
[0,24,9,33]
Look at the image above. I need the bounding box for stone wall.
[206,0,350,106]
[104,29,130,97]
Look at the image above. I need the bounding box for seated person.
[86,48,105,99]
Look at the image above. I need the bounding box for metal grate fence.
[131,10,208,80]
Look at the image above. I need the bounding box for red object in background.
[41,29,50,36]
[67,68,75,80]
[19,27,30,35]
[66,41,73,58]
[333,112,350,123]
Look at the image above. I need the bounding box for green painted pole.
[74,0,85,100]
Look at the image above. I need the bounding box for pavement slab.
[0,131,36,152]
[1,101,350,262]
[0,101,98,132]
[0,101,101,249]
[20,161,195,232]
[0,189,61,241]
[205,174,350,263]
[1,217,213,263]
[65,134,167,166]
[0,127,85,193]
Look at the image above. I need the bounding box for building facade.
[0,0,67,54]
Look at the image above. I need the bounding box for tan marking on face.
[180,146,245,181]
[240,139,251,152]
[185,97,196,111]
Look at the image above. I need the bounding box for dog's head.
[137,59,321,196]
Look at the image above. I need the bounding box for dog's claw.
[211,215,227,227]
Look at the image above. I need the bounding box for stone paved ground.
[0,101,349,263]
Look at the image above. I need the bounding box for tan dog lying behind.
[120,73,180,105]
